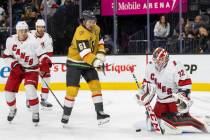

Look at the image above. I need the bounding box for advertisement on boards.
[101,0,188,16]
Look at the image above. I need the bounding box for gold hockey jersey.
[67,24,105,66]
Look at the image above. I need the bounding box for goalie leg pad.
[162,113,208,133]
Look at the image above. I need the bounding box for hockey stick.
[65,62,112,76]
[130,67,163,134]
[40,76,64,110]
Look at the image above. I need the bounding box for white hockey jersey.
[143,59,192,103]
[30,30,53,56]
[3,33,48,69]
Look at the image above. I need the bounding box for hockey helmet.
[16,21,29,30]
[152,47,169,72]
[81,10,96,21]
[36,19,46,27]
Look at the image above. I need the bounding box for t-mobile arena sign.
[101,0,188,16]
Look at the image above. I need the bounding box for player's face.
[84,19,96,30]
[36,26,45,36]
[154,57,168,72]
[17,29,28,41]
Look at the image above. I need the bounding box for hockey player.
[136,47,208,134]
[30,19,53,108]
[61,10,110,126]
[2,21,51,125]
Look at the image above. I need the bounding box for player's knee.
[66,86,79,98]
[88,80,101,92]
[5,91,16,102]
[25,80,38,89]
[25,84,38,99]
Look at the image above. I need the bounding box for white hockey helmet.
[16,21,29,30]
[35,19,46,27]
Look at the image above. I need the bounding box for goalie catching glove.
[173,91,193,114]
[136,82,157,106]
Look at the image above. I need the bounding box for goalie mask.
[152,47,169,72]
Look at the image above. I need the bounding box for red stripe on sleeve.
[47,52,53,57]
[2,54,14,59]
[178,79,192,86]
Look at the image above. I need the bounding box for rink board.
[0,55,210,91]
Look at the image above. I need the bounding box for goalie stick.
[130,67,164,134]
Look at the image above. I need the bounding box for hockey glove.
[96,53,106,62]
[93,59,103,68]
[173,92,193,114]
[136,83,156,106]
[10,61,24,76]
[39,57,52,76]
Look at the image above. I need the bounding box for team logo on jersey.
[150,73,172,95]
[12,44,33,65]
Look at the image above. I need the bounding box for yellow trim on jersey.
[0,83,210,92]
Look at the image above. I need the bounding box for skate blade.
[98,118,110,126]
[34,122,39,127]
[62,123,70,129]
[41,106,53,111]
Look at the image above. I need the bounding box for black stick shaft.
[41,77,64,110]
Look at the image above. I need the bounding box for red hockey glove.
[10,61,24,76]
[39,57,52,74]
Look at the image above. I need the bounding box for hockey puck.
[136,129,141,132]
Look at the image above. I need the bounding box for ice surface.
[0,90,210,140]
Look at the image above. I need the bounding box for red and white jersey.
[3,33,47,68]
[30,30,53,56]
[143,59,192,103]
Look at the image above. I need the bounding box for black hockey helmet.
[81,10,96,21]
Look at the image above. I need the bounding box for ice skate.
[61,114,70,128]
[97,111,110,126]
[40,99,53,111]
[32,112,39,126]
[7,109,17,122]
